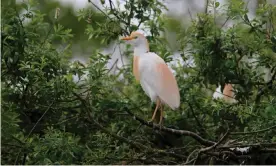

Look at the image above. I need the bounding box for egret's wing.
[213,84,236,103]
[222,84,236,103]
[140,53,180,109]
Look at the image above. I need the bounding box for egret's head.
[121,31,149,50]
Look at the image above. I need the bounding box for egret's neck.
[134,43,149,56]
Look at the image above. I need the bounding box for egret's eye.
[134,36,138,39]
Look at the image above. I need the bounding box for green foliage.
[1,0,276,165]
[27,127,84,165]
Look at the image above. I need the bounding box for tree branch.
[88,0,129,35]
[220,142,276,149]
[188,102,207,136]
[255,70,276,103]
[124,108,215,146]
[15,101,54,164]
[230,124,276,135]
[108,0,128,25]
[200,129,230,153]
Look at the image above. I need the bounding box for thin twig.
[188,102,207,136]
[88,0,129,35]
[220,142,276,149]
[183,149,199,165]
[200,129,230,153]
[2,143,23,148]
[205,0,210,14]
[108,0,128,25]
[118,43,125,67]
[221,16,230,28]
[107,58,119,74]
[187,7,193,21]
[27,102,54,139]
[230,124,276,135]
[15,102,54,164]
[88,0,112,21]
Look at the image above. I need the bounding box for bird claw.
[158,122,163,130]
[147,119,154,128]
[147,119,162,130]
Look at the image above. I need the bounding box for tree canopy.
[1,0,276,165]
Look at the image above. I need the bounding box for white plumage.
[121,31,180,124]
[139,52,180,109]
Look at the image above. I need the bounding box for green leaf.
[215,2,220,8]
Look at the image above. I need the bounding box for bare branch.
[205,0,210,14]
[221,16,230,28]
[107,58,119,74]
[183,149,199,165]
[200,129,230,153]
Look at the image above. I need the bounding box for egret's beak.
[121,36,133,40]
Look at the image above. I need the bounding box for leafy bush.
[2,0,276,165]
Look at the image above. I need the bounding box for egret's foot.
[149,98,160,124]
[147,119,154,123]
[158,121,163,130]
[158,124,162,130]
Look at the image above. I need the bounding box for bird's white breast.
[138,52,164,103]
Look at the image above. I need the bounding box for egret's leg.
[149,98,160,122]
[158,104,163,127]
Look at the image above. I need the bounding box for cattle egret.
[213,84,236,103]
[223,84,235,102]
[121,31,180,125]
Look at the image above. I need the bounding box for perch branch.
[124,108,215,146]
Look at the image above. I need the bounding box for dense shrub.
[2,0,276,164]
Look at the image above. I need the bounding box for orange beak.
[121,36,133,40]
